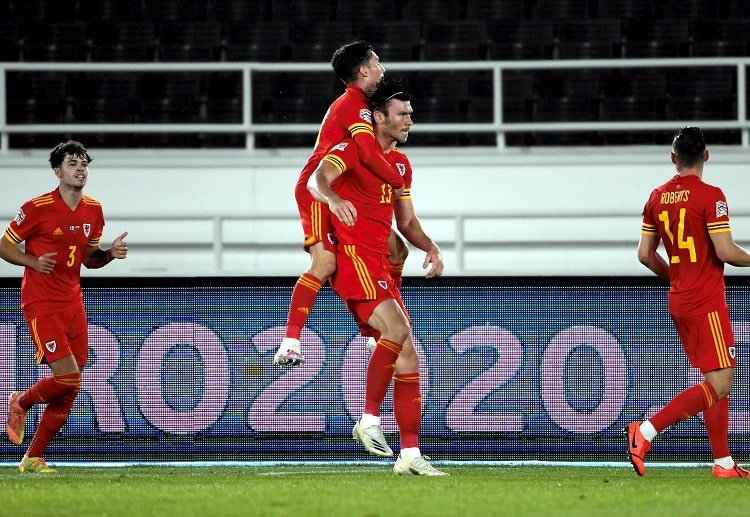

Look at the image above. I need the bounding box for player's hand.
[111,231,128,259]
[35,251,57,274]
[423,245,444,278]
[329,198,357,227]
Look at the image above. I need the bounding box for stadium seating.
[3,0,750,148]
[155,22,224,62]
[286,21,354,62]
[487,20,556,60]
[0,23,23,61]
[20,23,90,62]
[87,21,157,62]
[621,19,691,57]
[354,21,422,61]
[421,21,489,61]
[223,21,291,62]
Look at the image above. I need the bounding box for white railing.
[2,57,750,152]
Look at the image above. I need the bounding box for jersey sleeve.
[640,191,659,236]
[705,186,731,235]
[390,150,412,201]
[4,199,39,245]
[321,139,359,176]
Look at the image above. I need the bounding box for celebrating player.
[274,40,408,368]
[0,140,128,473]
[627,127,750,478]
[308,77,446,476]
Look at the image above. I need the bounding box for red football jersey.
[295,85,402,201]
[641,174,730,316]
[3,188,105,315]
[322,138,412,253]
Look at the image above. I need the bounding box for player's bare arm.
[83,231,129,269]
[710,231,750,267]
[637,232,669,279]
[0,235,57,274]
[394,198,443,278]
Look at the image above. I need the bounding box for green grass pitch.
[2,463,750,516]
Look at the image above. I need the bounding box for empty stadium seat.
[0,23,23,61]
[554,19,623,59]
[78,0,144,22]
[6,73,68,123]
[354,21,422,61]
[156,22,224,62]
[270,0,334,23]
[287,22,354,62]
[421,21,489,61]
[690,19,749,57]
[20,23,89,61]
[401,0,466,21]
[596,0,657,19]
[223,21,291,62]
[465,0,531,21]
[487,20,556,60]
[621,19,691,57]
[66,74,138,123]
[143,0,210,22]
[134,73,204,123]
[87,21,157,62]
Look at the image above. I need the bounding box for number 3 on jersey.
[658,208,697,263]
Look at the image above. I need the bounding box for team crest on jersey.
[45,340,57,353]
[327,233,337,245]
[716,200,728,218]
[377,280,388,290]
[395,163,406,176]
[359,109,372,124]
[331,142,349,152]
[83,223,91,237]
[13,208,25,225]
[729,346,736,359]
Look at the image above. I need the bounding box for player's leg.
[11,309,86,473]
[626,310,734,476]
[387,229,408,291]
[276,199,336,367]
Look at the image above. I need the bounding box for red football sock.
[650,381,718,433]
[284,273,323,339]
[703,396,730,460]
[20,372,81,410]
[393,373,421,449]
[26,372,81,458]
[389,262,404,290]
[364,338,402,416]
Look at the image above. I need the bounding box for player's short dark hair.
[368,76,411,115]
[672,127,706,168]
[331,40,374,84]
[49,140,92,169]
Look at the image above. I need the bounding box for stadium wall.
[2,146,750,277]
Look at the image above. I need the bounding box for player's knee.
[53,372,82,398]
[310,252,337,280]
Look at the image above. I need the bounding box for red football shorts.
[331,244,410,336]
[296,188,336,253]
[25,306,89,366]
[671,305,736,373]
